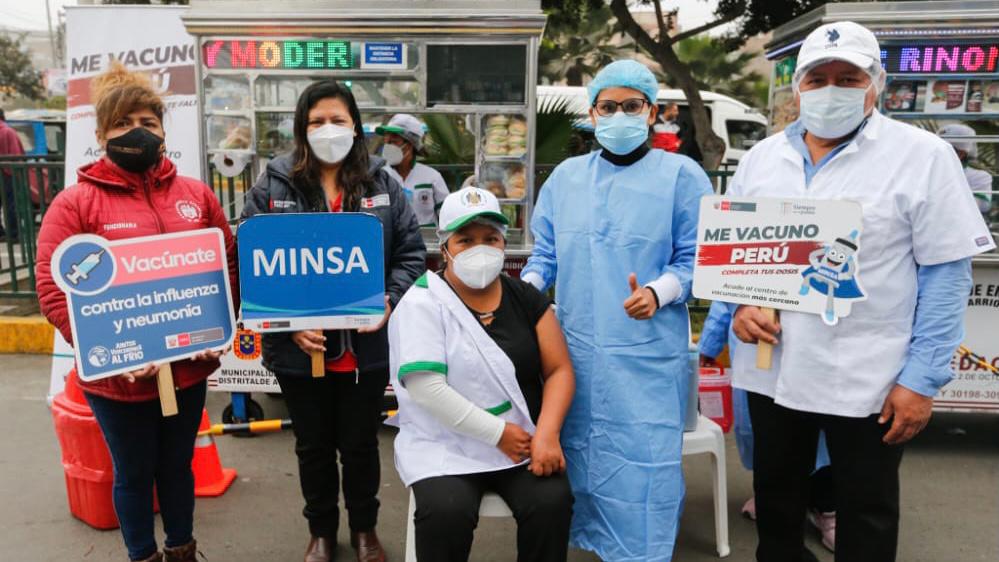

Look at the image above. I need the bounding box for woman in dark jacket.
[240,80,425,562]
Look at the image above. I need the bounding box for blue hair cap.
[587,60,659,106]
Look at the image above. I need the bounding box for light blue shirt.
[784,119,864,187]
[784,118,971,397]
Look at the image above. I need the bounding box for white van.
[537,85,767,165]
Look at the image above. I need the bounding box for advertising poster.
[693,196,865,325]
[937,265,999,412]
[65,6,201,184]
[51,229,236,382]
[238,213,386,332]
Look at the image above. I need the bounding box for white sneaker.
[808,509,836,552]
[741,496,757,521]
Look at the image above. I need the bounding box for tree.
[0,33,44,102]
[610,0,829,169]
[661,35,769,110]
[539,2,631,86]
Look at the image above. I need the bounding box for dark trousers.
[411,466,573,562]
[86,381,207,561]
[0,172,17,239]
[748,392,904,562]
[276,368,388,538]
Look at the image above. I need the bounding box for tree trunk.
[657,46,727,170]
[607,0,729,171]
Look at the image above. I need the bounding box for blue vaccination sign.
[237,213,386,333]
[51,230,237,382]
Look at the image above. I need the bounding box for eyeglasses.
[593,98,650,117]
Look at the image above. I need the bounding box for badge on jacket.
[361,194,391,208]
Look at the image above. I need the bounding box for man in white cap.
[727,21,995,562]
[376,114,450,227]
[938,123,993,217]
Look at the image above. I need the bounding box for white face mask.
[382,143,405,166]
[447,244,505,289]
[798,84,872,140]
[307,124,355,164]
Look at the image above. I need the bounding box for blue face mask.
[595,111,650,155]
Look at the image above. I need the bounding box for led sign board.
[204,40,354,70]
[883,43,999,74]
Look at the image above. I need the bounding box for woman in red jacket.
[35,63,237,562]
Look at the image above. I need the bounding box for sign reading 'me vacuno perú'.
[237,213,386,333]
[52,229,236,382]
[693,196,866,326]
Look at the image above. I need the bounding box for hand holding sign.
[693,196,865,369]
[624,273,657,320]
[51,229,236,416]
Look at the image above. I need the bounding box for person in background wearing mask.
[938,123,994,222]
[389,186,576,562]
[377,113,450,227]
[35,63,238,562]
[522,59,712,561]
[728,22,994,562]
[0,107,25,241]
[241,80,425,562]
[699,301,838,553]
[652,101,682,153]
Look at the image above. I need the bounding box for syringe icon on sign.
[66,250,106,286]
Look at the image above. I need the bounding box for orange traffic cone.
[192,409,237,497]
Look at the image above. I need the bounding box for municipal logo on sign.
[234,329,262,360]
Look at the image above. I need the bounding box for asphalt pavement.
[2,353,996,561]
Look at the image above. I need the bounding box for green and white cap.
[438,186,509,244]
[375,113,425,150]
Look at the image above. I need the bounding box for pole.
[158,363,179,417]
[755,307,776,369]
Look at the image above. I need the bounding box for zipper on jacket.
[143,177,167,234]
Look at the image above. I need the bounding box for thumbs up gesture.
[623,273,658,320]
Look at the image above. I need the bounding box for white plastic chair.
[682,414,730,557]
[403,416,729,561]
[404,489,512,562]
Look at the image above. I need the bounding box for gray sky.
[0,0,76,31]
[0,0,725,33]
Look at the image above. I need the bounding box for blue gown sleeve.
[896,258,972,397]
[698,300,733,359]
[523,168,559,291]
[661,162,713,303]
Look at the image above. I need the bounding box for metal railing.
[0,157,66,298]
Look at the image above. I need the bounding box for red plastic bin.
[50,372,119,529]
[698,366,733,433]
[50,369,159,530]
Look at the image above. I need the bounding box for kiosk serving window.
[427,44,527,105]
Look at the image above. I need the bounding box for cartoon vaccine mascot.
[799,230,865,325]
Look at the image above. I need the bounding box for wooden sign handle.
[158,363,179,417]
[755,307,777,370]
[311,350,325,378]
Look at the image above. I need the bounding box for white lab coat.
[383,163,450,227]
[389,272,535,487]
[729,111,995,417]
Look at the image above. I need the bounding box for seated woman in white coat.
[389,186,576,562]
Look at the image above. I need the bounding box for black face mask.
[105,127,164,173]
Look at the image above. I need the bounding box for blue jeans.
[86,381,206,561]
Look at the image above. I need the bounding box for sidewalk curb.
[0,316,54,354]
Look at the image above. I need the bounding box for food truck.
[183,0,545,263]
[765,0,999,413]
[182,0,547,417]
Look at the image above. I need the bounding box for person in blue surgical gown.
[521,59,712,562]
